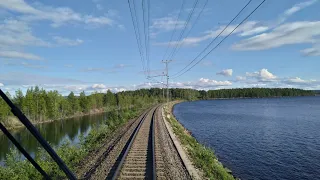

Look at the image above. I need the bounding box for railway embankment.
[164,101,236,180]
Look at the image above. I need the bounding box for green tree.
[79,91,89,113]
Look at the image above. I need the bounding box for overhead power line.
[172,0,266,79]
[169,0,209,60]
[142,0,149,75]
[128,0,147,77]
[147,0,150,76]
[172,0,253,77]
[166,0,200,61]
[161,0,186,62]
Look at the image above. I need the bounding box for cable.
[133,0,147,75]
[172,0,266,79]
[166,0,199,61]
[147,0,150,76]
[0,89,76,179]
[170,0,208,60]
[142,0,148,75]
[149,76,164,85]
[161,0,186,61]
[172,0,253,77]
[128,0,147,77]
[0,122,51,179]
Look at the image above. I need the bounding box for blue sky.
[0,0,319,95]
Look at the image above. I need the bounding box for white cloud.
[232,21,320,54]
[155,0,319,50]
[231,1,319,54]
[246,69,277,81]
[63,85,89,92]
[284,77,317,85]
[0,83,4,87]
[0,72,82,86]
[141,77,232,90]
[84,15,113,26]
[0,19,48,60]
[0,51,42,60]
[150,16,186,35]
[209,21,268,37]
[197,78,232,86]
[81,67,106,72]
[2,74,319,96]
[114,64,133,69]
[239,26,269,37]
[217,69,233,77]
[236,76,246,81]
[284,0,317,17]
[272,0,318,27]
[0,0,115,27]
[154,21,269,47]
[200,61,213,67]
[4,61,46,69]
[53,36,83,46]
[0,19,50,48]
[234,68,320,89]
[92,84,106,89]
[0,0,40,14]
[113,88,126,92]
[301,45,320,56]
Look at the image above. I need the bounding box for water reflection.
[0,113,106,162]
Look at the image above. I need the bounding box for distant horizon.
[1,86,317,97]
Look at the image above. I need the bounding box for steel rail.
[151,107,157,180]
[111,107,157,180]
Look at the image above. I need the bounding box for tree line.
[0,86,164,126]
[0,87,315,127]
[169,87,315,100]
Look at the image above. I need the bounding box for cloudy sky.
[0,0,319,95]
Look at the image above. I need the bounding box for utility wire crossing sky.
[0,0,319,95]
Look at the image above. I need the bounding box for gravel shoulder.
[76,104,196,180]
[155,106,191,180]
[165,101,235,180]
[75,110,148,179]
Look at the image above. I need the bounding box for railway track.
[109,107,159,180]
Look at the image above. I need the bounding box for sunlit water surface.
[173,96,320,180]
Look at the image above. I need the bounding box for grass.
[164,102,235,180]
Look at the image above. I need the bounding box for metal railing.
[0,89,76,180]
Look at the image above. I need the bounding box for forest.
[0,87,316,179]
[0,87,315,128]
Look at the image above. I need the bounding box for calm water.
[0,113,107,163]
[173,96,320,180]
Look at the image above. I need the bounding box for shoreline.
[1,108,108,132]
[166,101,236,180]
[205,95,316,100]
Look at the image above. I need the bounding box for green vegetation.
[164,102,234,180]
[0,87,314,129]
[0,87,164,129]
[171,88,315,100]
[0,87,314,179]
[0,94,157,179]
[205,88,314,99]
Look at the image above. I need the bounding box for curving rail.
[110,107,158,180]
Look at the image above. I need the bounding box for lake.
[173,96,320,180]
[0,112,106,164]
